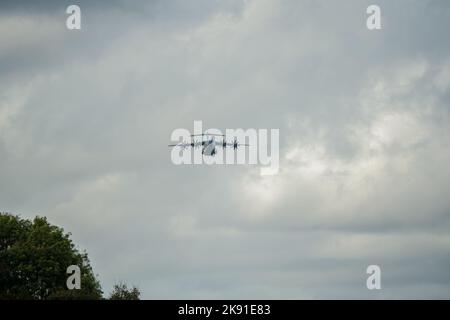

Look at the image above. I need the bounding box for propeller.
[191,140,200,148]
[232,138,249,150]
[168,139,200,149]
[233,138,239,150]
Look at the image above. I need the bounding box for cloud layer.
[1,0,450,298]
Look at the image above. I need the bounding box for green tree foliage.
[109,282,141,300]
[0,213,102,299]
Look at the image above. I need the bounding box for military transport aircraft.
[168,133,249,156]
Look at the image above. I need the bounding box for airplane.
[168,133,249,156]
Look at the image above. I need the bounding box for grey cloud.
[1,0,450,298]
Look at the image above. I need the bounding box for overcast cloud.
[1,0,450,298]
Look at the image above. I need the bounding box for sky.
[1,0,450,299]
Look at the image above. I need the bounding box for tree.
[0,213,102,299]
[109,282,141,300]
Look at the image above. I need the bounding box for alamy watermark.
[66,5,81,30]
[169,121,279,176]
[66,265,81,290]
[367,5,382,30]
[366,265,382,290]
[65,4,381,31]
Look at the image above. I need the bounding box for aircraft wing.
[168,143,192,148]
